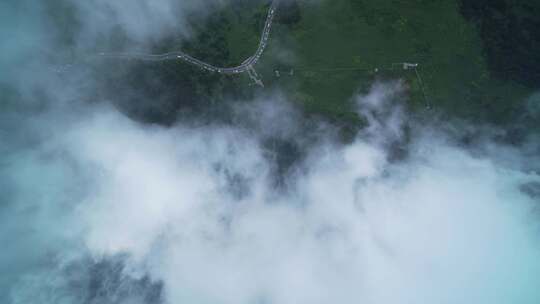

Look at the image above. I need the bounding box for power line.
[413,66,431,109]
[279,61,431,109]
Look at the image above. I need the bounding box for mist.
[2,1,540,304]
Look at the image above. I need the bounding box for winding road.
[100,0,279,75]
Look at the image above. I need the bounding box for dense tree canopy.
[460,0,540,87]
[276,0,301,26]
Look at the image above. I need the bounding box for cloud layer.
[3,82,540,304]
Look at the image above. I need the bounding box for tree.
[460,0,540,87]
[276,0,301,27]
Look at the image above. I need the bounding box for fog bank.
[2,82,540,303]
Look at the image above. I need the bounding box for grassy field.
[219,0,532,126]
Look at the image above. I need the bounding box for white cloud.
[4,83,539,304]
[71,0,221,49]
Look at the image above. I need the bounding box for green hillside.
[220,0,533,126]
